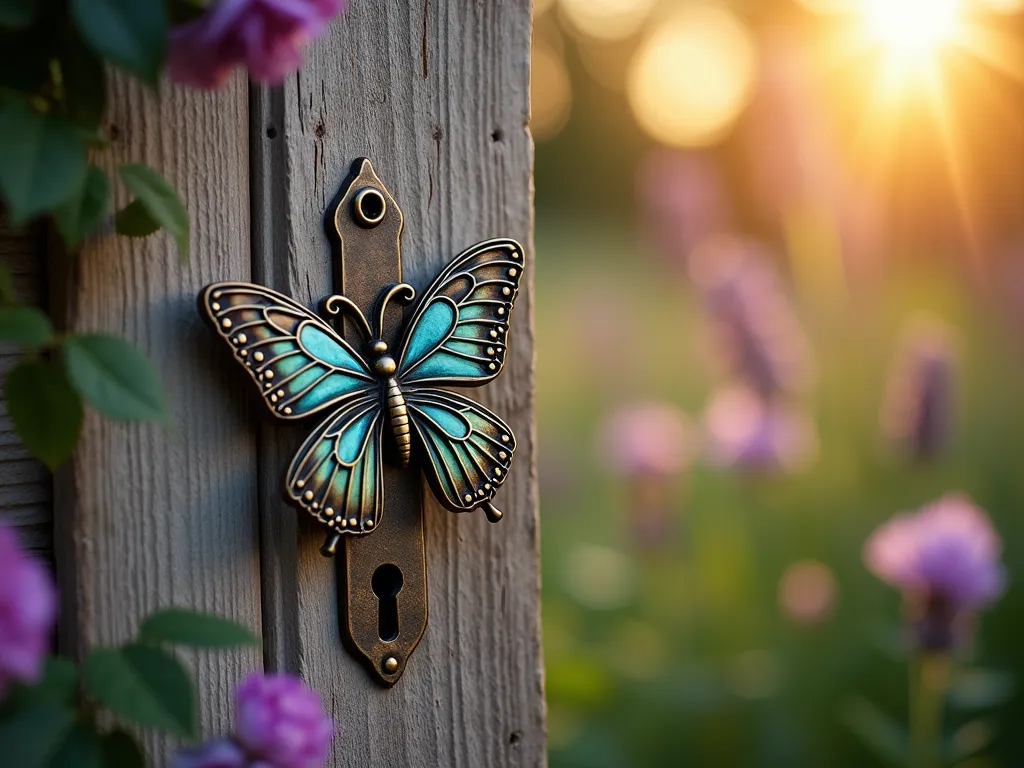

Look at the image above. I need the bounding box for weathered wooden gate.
[1,1,544,764]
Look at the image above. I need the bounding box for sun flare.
[860,0,961,62]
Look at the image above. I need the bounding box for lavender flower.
[171,739,249,768]
[881,317,956,461]
[703,385,817,474]
[236,673,334,768]
[690,237,813,398]
[864,494,1006,650]
[637,149,730,268]
[170,0,346,89]
[0,526,58,699]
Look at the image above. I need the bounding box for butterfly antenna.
[323,295,373,341]
[481,502,503,524]
[372,283,416,340]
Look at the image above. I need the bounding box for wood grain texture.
[0,222,53,556]
[52,77,263,744]
[252,0,544,764]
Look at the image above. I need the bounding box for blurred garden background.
[530,0,1024,765]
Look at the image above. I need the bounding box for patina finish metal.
[198,157,522,686]
[329,159,428,686]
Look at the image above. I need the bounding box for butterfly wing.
[395,239,524,386]
[200,282,375,419]
[285,390,384,533]
[404,389,515,513]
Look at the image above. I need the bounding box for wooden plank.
[253,0,544,764]
[51,77,263,744]
[0,221,53,557]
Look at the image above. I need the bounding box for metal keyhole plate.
[371,563,403,642]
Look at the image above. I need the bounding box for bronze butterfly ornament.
[198,238,522,545]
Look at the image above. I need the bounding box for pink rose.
[170,0,346,89]
[236,673,334,768]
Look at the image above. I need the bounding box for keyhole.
[371,564,403,642]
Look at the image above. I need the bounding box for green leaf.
[114,199,160,238]
[99,730,145,768]
[63,334,166,422]
[47,723,102,768]
[838,696,907,768]
[54,166,109,249]
[61,31,108,130]
[0,306,53,346]
[139,608,259,649]
[84,645,195,738]
[70,0,166,86]
[117,164,189,257]
[0,703,75,768]
[6,360,84,470]
[0,0,35,28]
[0,98,88,223]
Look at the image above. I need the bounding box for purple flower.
[171,739,249,768]
[236,673,334,768]
[690,237,813,398]
[703,385,817,474]
[880,316,956,461]
[637,149,730,268]
[600,403,693,478]
[170,0,346,89]
[0,526,58,699]
[864,494,1006,650]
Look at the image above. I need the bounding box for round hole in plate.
[353,187,386,227]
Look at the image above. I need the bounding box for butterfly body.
[382,377,412,468]
[199,238,523,546]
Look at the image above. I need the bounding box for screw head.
[353,187,386,227]
[383,656,400,674]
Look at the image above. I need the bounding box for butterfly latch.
[199,158,522,685]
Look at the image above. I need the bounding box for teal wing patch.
[405,389,516,512]
[396,239,524,386]
[285,391,384,533]
[200,282,374,419]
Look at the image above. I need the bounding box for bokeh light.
[627,6,756,147]
[558,0,656,42]
[532,0,1024,761]
[563,544,636,611]
[531,40,572,142]
[779,560,838,624]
